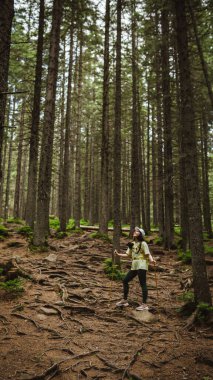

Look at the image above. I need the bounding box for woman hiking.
[115,226,156,311]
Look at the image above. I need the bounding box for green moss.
[103,258,126,280]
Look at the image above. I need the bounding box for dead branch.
[22,363,59,380]
[11,313,40,329]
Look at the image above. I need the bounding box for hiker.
[115,226,156,311]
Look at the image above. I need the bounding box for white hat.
[135,226,145,237]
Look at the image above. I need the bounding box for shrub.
[66,218,75,231]
[0,225,9,236]
[89,232,112,243]
[178,291,194,303]
[178,249,192,264]
[204,244,213,256]
[49,216,60,230]
[103,258,126,281]
[17,226,32,237]
[154,236,164,246]
[80,219,90,226]
[7,217,24,224]
[0,278,24,293]
[55,231,67,239]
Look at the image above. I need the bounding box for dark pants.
[123,269,148,303]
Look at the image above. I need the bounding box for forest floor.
[0,224,213,380]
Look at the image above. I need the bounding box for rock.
[44,253,57,262]
[37,313,47,320]
[81,288,91,294]
[131,310,158,323]
[39,307,58,315]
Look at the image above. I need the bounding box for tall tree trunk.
[74,31,83,228]
[25,0,44,228]
[60,18,74,231]
[0,0,14,208]
[201,112,212,237]
[57,41,66,219]
[84,124,90,221]
[4,97,15,219]
[188,0,213,110]
[146,81,151,232]
[113,0,122,255]
[33,0,63,246]
[130,0,140,233]
[175,0,211,305]
[14,100,25,219]
[161,2,174,249]
[99,0,110,234]
[155,9,164,237]
[152,107,158,227]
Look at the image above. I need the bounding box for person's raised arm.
[114,249,129,258]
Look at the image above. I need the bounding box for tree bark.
[99,0,110,234]
[188,0,213,110]
[0,0,14,206]
[33,0,63,246]
[130,0,140,234]
[25,0,44,228]
[175,0,211,305]
[113,0,122,255]
[14,100,25,219]
[60,16,74,231]
[161,1,174,249]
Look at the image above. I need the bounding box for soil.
[0,225,212,380]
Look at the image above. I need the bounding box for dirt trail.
[0,228,212,380]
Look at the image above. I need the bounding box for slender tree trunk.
[152,107,158,227]
[113,0,122,255]
[58,41,66,219]
[175,0,211,305]
[130,0,140,233]
[84,123,90,220]
[0,0,14,207]
[201,112,212,237]
[25,0,44,228]
[146,82,151,232]
[14,100,25,219]
[161,2,174,249]
[74,31,83,228]
[33,0,63,246]
[60,19,74,231]
[155,10,164,237]
[100,0,110,234]
[188,0,213,110]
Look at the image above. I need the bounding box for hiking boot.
[116,299,129,307]
[136,303,149,311]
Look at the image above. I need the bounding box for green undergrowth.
[0,224,9,237]
[7,217,24,225]
[178,291,194,303]
[49,216,60,230]
[177,249,192,264]
[204,244,213,256]
[0,278,24,293]
[103,258,126,280]
[89,232,112,243]
[17,225,32,237]
[55,231,68,239]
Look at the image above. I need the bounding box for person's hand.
[114,249,119,256]
[152,259,156,265]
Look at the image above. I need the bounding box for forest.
[0,0,213,379]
